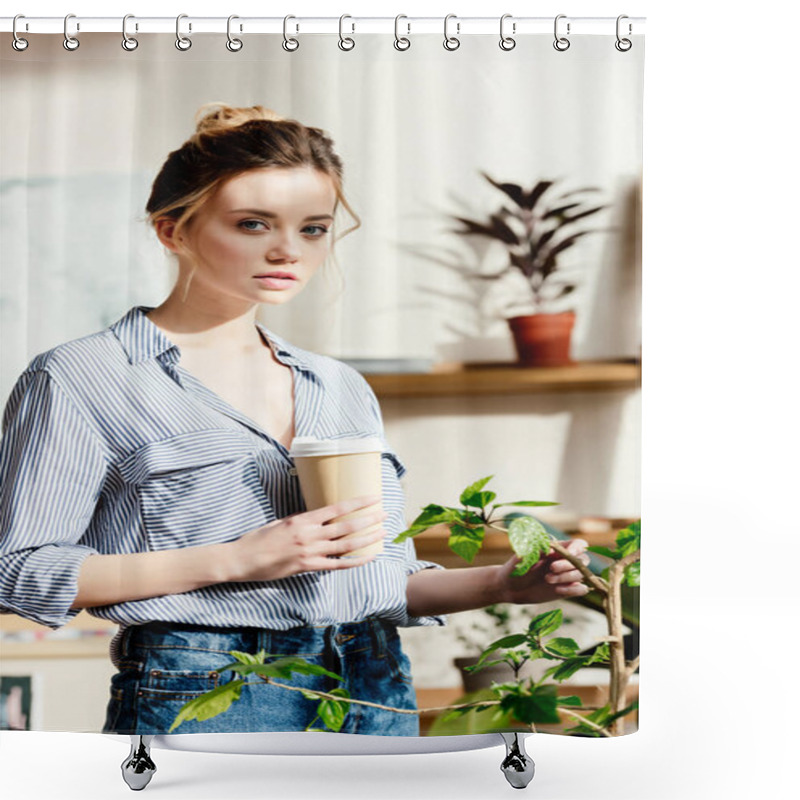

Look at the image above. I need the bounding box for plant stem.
[559,709,613,737]
[260,677,503,716]
[604,548,640,735]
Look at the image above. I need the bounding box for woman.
[0,103,590,736]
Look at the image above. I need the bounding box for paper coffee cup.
[289,436,384,557]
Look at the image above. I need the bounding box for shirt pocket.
[118,429,275,551]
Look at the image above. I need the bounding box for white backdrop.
[1,1,798,800]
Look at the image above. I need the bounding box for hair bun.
[194,102,285,135]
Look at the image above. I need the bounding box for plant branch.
[559,708,613,737]
[625,655,640,679]
[547,539,610,594]
[261,677,502,716]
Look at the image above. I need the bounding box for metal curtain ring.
[63,13,79,51]
[615,15,633,51]
[443,14,460,51]
[12,14,29,51]
[175,14,192,51]
[122,14,139,51]
[394,14,410,51]
[227,15,243,51]
[283,15,299,51]
[499,14,516,51]
[338,14,355,51]
[553,14,570,51]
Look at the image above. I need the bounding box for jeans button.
[334,634,346,645]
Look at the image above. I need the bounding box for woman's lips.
[254,273,297,290]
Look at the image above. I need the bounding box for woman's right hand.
[224,494,388,583]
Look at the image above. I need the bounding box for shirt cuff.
[2,544,99,629]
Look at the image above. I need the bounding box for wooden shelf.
[364,360,640,399]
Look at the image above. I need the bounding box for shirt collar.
[110,306,179,365]
[110,305,317,375]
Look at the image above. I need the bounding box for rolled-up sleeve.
[0,369,106,628]
[364,380,447,628]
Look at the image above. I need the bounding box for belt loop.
[368,617,387,658]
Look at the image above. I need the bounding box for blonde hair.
[145,102,360,298]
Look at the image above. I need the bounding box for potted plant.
[449,174,607,366]
[168,476,639,738]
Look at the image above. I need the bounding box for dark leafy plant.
[450,174,607,314]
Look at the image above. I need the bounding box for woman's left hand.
[495,539,592,605]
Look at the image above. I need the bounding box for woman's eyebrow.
[228,208,334,221]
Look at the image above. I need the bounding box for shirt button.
[288,467,298,476]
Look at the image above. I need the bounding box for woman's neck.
[145,296,263,351]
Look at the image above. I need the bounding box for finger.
[326,526,386,556]
[546,569,584,584]
[555,582,590,596]
[549,558,583,573]
[319,508,388,540]
[303,494,383,525]
[315,552,378,571]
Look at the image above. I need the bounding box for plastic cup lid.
[288,436,384,457]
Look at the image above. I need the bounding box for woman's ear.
[154,218,183,253]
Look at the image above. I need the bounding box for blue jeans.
[102,617,419,736]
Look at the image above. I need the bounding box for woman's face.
[165,166,337,308]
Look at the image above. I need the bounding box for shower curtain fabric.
[0,29,643,738]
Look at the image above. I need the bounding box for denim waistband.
[118,616,397,662]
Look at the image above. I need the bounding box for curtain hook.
[553,14,571,52]
[615,15,633,51]
[499,14,516,51]
[122,14,139,51]
[338,15,355,51]
[283,15,299,51]
[12,14,29,51]
[175,14,192,51]
[63,13,80,51]
[394,14,411,51]
[443,14,460,51]
[226,15,243,51]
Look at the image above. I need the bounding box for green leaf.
[586,545,618,559]
[169,679,246,732]
[494,501,560,507]
[475,633,528,666]
[464,658,510,673]
[219,656,343,683]
[459,476,494,507]
[544,637,580,658]
[462,490,497,509]
[228,650,267,665]
[624,561,641,587]
[557,695,584,707]
[449,522,485,563]
[508,516,551,575]
[616,520,641,556]
[393,504,462,542]
[317,688,351,733]
[588,642,611,665]
[550,657,591,681]
[529,609,563,638]
[501,684,561,725]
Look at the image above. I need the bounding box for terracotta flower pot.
[507,312,576,366]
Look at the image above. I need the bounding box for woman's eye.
[238,219,266,231]
[304,225,329,237]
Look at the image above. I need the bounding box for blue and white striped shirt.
[0,305,445,665]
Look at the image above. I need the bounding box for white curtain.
[1,31,642,517]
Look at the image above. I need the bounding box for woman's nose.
[267,233,301,262]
